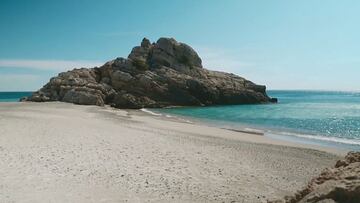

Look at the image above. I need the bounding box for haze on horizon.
[1,0,359,92]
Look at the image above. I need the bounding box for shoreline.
[0,102,346,202]
[145,107,360,153]
[139,107,350,156]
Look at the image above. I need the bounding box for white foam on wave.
[140,108,162,116]
[178,118,193,124]
[244,128,264,134]
[140,108,193,123]
[276,131,360,146]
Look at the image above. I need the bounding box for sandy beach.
[0,102,345,202]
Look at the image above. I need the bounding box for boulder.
[128,38,152,65]
[63,89,104,106]
[110,70,134,89]
[268,152,360,203]
[150,38,202,72]
[23,37,275,108]
[111,93,156,109]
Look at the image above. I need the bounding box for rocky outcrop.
[23,37,275,108]
[268,152,360,203]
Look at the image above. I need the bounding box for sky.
[1,0,360,91]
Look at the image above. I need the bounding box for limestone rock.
[23,37,276,108]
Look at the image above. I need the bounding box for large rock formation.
[269,152,360,203]
[22,37,275,108]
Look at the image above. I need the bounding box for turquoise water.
[0,92,32,102]
[155,90,360,150]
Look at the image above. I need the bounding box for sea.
[153,90,360,151]
[0,92,32,102]
[1,90,359,151]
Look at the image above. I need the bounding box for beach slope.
[0,103,341,202]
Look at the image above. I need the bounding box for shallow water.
[155,90,360,151]
[0,92,32,102]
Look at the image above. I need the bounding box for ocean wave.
[244,128,265,135]
[274,131,360,146]
[140,108,193,123]
[140,108,162,116]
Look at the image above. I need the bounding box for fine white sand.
[0,102,345,202]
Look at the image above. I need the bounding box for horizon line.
[1,89,359,93]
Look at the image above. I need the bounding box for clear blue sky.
[1,0,359,91]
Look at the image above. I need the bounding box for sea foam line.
[140,108,193,123]
[140,108,162,116]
